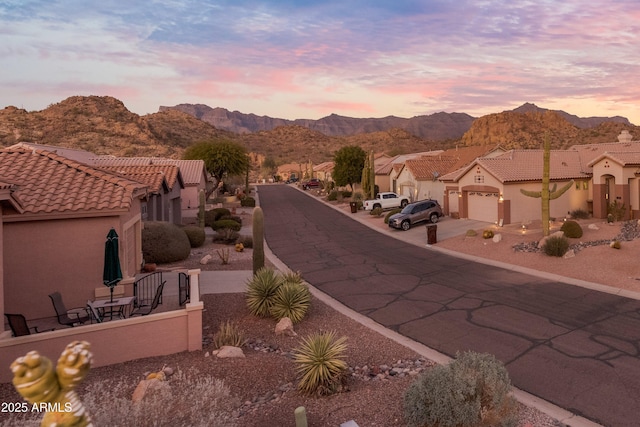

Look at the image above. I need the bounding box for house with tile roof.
[376,151,444,193]
[313,161,334,182]
[0,147,148,324]
[95,164,184,225]
[90,157,210,213]
[439,132,640,224]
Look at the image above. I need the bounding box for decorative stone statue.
[10,340,93,427]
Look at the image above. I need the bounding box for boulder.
[132,378,170,403]
[588,223,600,230]
[563,249,575,259]
[200,254,213,265]
[492,233,502,243]
[275,317,297,337]
[214,345,245,358]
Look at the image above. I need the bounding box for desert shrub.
[236,235,253,248]
[213,229,240,244]
[142,221,191,264]
[240,196,256,207]
[280,269,303,284]
[213,320,245,349]
[212,219,242,231]
[182,225,206,248]
[341,191,352,198]
[270,282,312,323]
[570,208,590,219]
[543,235,570,257]
[246,267,282,317]
[370,207,384,217]
[482,229,494,239]
[610,240,621,249]
[404,351,517,427]
[293,331,348,396]
[560,220,583,238]
[229,215,243,226]
[384,208,401,224]
[327,190,338,201]
[608,201,626,221]
[466,229,478,237]
[204,207,231,227]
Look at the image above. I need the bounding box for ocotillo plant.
[361,150,372,200]
[198,189,206,228]
[368,150,375,198]
[252,206,265,274]
[520,134,573,236]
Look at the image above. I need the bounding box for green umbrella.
[103,228,123,302]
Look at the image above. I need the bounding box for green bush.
[543,235,570,257]
[341,191,352,198]
[570,208,590,219]
[142,221,191,264]
[240,196,256,207]
[370,207,384,217]
[236,235,253,248]
[608,201,626,221]
[560,220,583,238]
[212,219,242,231]
[246,267,282,317]
[385,208,401,224]
[270,282,312,323]
[213,229,240,244]
[327,190,338,201]
[466,229,478,237]
[293,331,348,396]
[404,351,517,427]
[203,207,231,227]
[482,229,494,239]
[182,225,206,248]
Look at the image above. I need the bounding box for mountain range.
[1,96,638,166]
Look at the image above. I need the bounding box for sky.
[1,1,640,124]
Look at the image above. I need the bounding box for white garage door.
[468,192,498,223]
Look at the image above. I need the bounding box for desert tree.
[183,139,250,190]
[333,145,366,191]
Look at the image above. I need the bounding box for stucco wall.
[4,216,122,320]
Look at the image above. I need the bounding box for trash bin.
[426,224,437,244]
[349,202,358,213]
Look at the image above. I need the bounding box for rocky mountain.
[1,96,638,168]
[512,102,631,129]
[160,104,475,140]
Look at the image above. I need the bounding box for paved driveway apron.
[259,185,640,426]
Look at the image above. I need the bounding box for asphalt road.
[258,184,640,427]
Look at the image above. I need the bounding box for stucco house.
[440,131,640,225]
[90,157,210,213]
[0,147,147,324]
[94,164,184,225]
[376,151,443,194]
[313,161,334,182]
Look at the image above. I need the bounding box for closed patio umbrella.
[103,228,123,303]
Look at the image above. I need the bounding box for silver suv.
[388,199,443,231]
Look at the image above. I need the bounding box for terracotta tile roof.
[313,161,334,172]
[91,157,206,186]
[587,151,640,167]
[570,142,640,171]
[96,164,183,191]
[8,142,96,164]
[0,148,147,216]
[404,156,460,180]
[375,151,443,175]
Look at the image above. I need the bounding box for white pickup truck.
[363,192,410,211]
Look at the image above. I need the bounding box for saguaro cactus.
[252,206,265,274]
[198,189,206,228]
[520,134,573,236]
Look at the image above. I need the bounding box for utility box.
[426,224,437,244]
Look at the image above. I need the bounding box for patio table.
[91,296,136,319]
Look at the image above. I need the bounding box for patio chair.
[130,282,165,316]
[48,292,90,327]
[86,300,103,324]
[4,313,52,337]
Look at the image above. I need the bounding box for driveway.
[258,184,640,427]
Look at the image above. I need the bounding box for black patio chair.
[5,313,54,337]
[48,292,90,327]
[86,300,103,324]
[130,282,165,316]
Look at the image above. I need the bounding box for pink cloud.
[296,100,376,116]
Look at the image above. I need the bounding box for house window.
[474,175,485,184]
[582,181,589,190]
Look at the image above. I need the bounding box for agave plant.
[245,267,282,317]
[213,320,245,349]
[269,282,311,323]
[293,331,348,396]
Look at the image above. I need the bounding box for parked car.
[363,192,409,211]
[301,178,322,190]
[388,199,443,230]
[286,177,299,184]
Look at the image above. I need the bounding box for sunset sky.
[2,1,640,124]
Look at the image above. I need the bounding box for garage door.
[468,191,498,223]
[448,191,459,214]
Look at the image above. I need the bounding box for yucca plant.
[280,269,303,285]
[245,267,282,317]
[293,331,348,396]
[213,320,245,349]
[269,282,312,323]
